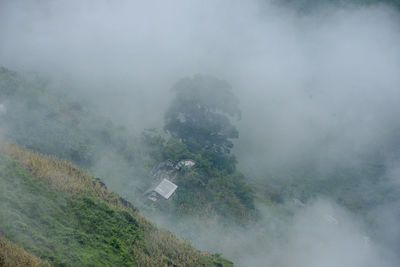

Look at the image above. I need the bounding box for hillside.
[0,67,255,224]
[0,142,233,266]
[0,234,50,267]
[0,65,389,226]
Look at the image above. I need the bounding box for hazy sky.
[1,0,399,148]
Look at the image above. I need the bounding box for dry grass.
[133,227,212,267]
[0,142,218,266]
[0,235,50,267]
[0,142,138,213]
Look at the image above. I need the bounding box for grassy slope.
[0,235,50,267]
[0,142,233,267]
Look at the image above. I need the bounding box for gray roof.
[154,179,178,199]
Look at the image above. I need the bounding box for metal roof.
[154,179,178,199]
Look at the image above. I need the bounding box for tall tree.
[164,75,241,170]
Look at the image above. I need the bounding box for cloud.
[152,199,398,267]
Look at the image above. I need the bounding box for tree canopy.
[163,75,241,173]
[164,74,241,157]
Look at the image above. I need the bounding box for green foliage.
[200,148,237,174]
[0,66,254,226]
[0,150,234,266]
[164,75,240,160]
[0,154,139,266]
[0,67,136,169]
[143,133,256,223]
[0,67,20,96]
[156,74,256,221]
[253,154,399,220]
[175,169,255,222]
[212,253,234,267]
[0,234,51,267]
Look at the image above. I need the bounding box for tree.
[164,74,241,171]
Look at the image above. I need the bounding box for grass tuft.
[0,234,51,267]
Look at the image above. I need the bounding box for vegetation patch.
[0,144,233,266]
[0,234,50,267]
[0,67,255,224]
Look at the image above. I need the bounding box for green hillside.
[0,142,233,266]
[0,234,50,267]
[0,67,255,224]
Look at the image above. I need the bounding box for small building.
[144,179,178,201]
[144,159,195,202]
[151,159,177,181]
[176,159,195,169]
[152,159,175,173]
[154,179,178,199]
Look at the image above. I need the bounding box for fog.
[1,0,400,266]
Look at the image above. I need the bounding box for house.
[151,159,177,181]
[154,179,178,199]
[175,159,195,170]
[144,179,178,201]
[144,159,195,202]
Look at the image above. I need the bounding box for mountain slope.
[0,66,255,224]
[0,142,233,266]
[0,234,50,267]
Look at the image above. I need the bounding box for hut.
[144,178,178,201]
